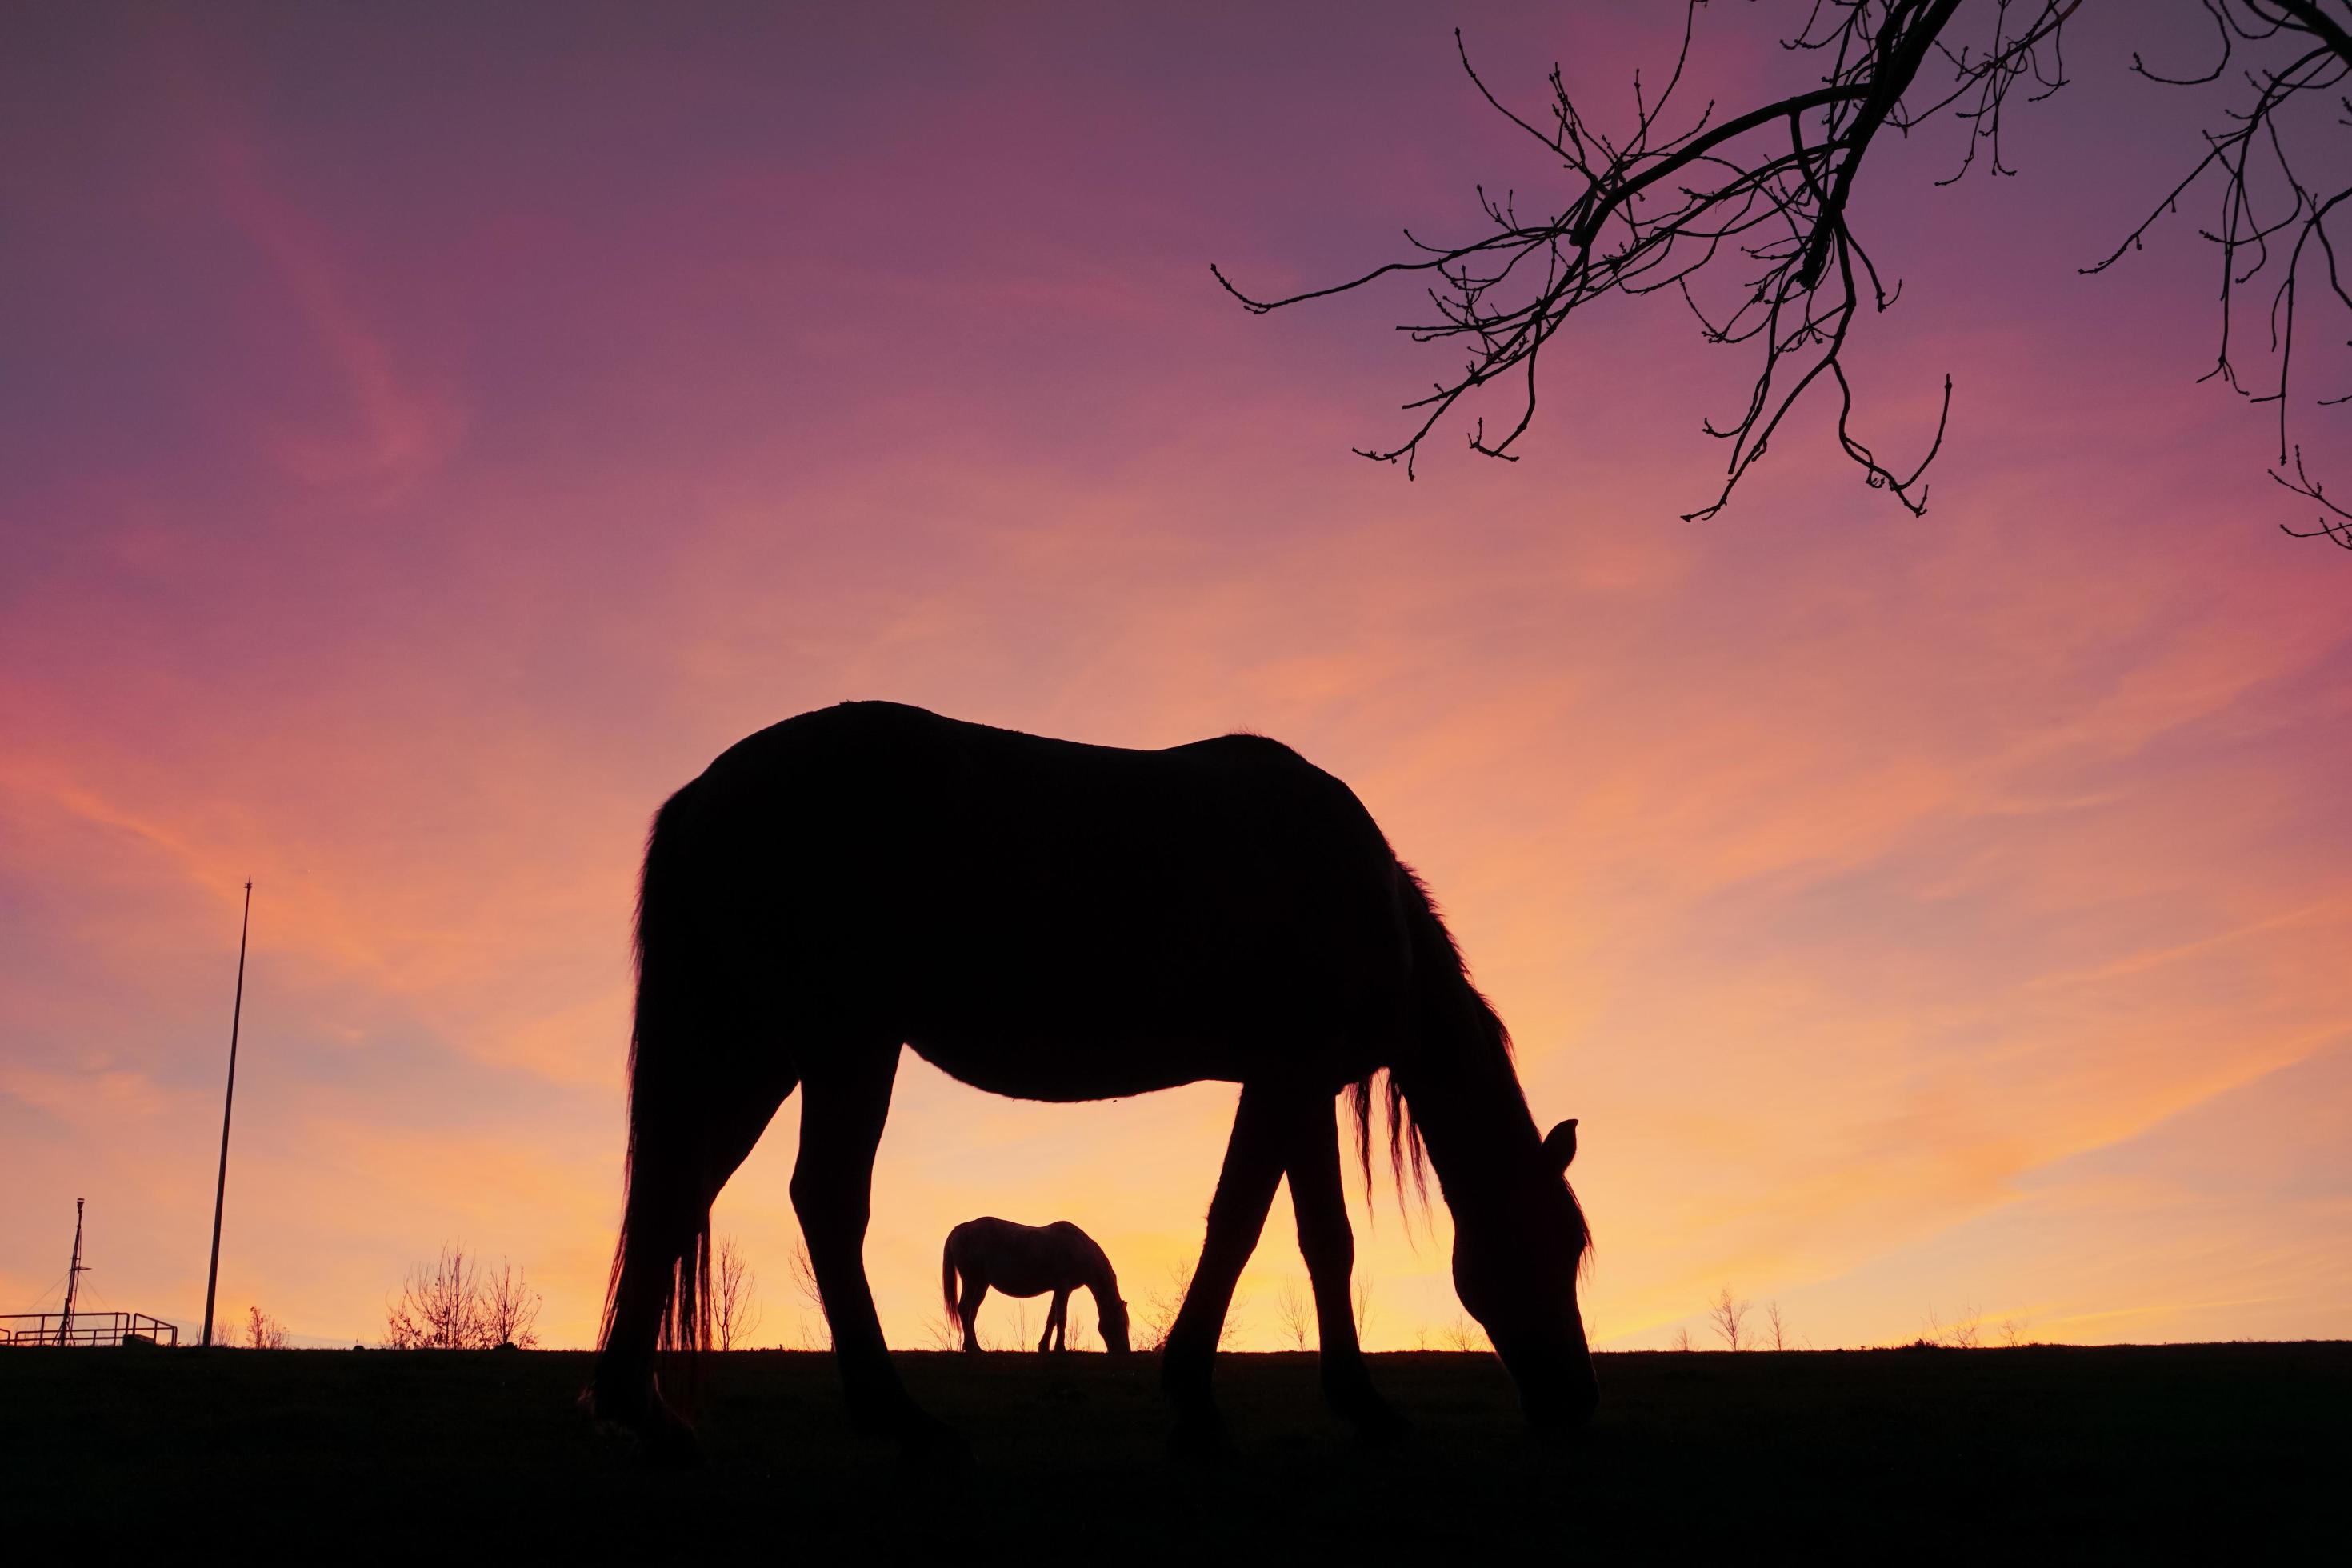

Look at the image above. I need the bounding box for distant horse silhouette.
[942,1217,1130,1354]
[589,702,1592,1462]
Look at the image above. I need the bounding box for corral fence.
[1,1311,181,1347]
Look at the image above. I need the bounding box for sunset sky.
[5,2,2348,1356]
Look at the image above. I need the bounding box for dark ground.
[4,1342,2343,1560]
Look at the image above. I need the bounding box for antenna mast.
[201,880,252,1350]
[57,1198,86,1346]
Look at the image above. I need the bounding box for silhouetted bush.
[383,1245,540,1350]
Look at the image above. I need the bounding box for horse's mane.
[1370,865,1591,1270]
[1350,865,1482,1214]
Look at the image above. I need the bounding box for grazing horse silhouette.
[589,702,1592,1462]
[942,1217,1130,1354]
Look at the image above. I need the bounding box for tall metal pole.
[58,1198,86,1346]
[201,881,252,1350]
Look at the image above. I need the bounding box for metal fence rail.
[0,1310,180,1347]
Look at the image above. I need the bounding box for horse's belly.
[976,1265,1058,1298]
[906,1030,1233,1102]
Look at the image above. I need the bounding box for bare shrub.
[383,1245,539,1350]
[385,1246,479,1350]
[1708,1286,1749,1352]
[1139,1262,1189,1352]
[1439,1311,1488,1353]
[1137,1260,1245,1352]
[1351,1276,1373,1343]
[1671,1326,1694,1353]
[244,1306,287,1350]
[1764,1300,1791,1352]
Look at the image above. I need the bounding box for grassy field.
[6,1342,2343,1558]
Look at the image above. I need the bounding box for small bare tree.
[479,1260,542,1349]
[786,1241,830,1350]
[1998,1315,2029,1349]
[1671,1326,1695,1352]
[1708,1285,1750,1351]
[1351,1276,1374,1344]
[714,1237,761,1352]
[244,1306,288,1350]
[1765,1300,1791,1352]
[1274,1278,1313,1350]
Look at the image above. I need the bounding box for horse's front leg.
[1290,1093,1405,1442]
[1161,1080,1290,1456]
[1041,1290,1068,1354]
[790,1042,964,1465]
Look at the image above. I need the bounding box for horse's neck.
[1075,1241,1118,1302]
[1402,986,1542,1206]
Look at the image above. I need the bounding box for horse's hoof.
[630,1394,707,1469]
[583,1393,706,1469]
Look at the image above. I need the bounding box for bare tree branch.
[2085,1,2352,549]
[1219,1,2350,546]
[1215,1,2074,514]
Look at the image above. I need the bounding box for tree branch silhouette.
[1215,1,2351,545]
[2082,0,2352,549]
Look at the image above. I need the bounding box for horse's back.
[660,702,1416,1090]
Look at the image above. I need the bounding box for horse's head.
[1098,1295,1133,1355]
[1450,1116,1595,1430]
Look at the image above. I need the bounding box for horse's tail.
[597,785,718,1405]
[941,1233,960,1328]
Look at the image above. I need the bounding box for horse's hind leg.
[1162,1081,1292,1454]
[593,1048,795,1456]
[958,1275,987,1353]
[1042,1290,1068,1354]
[790,1040,963,1462]
[1290,1095,1404,1442]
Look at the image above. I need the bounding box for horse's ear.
[1543,1118,1578,1173]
